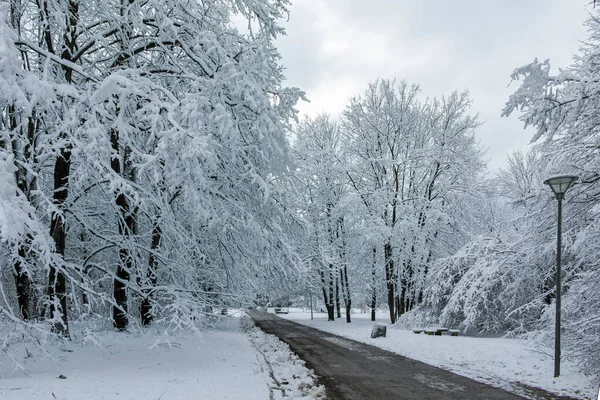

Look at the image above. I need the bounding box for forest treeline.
[1,0,598,374]
[292,18,600,374]
[0,0,303,343]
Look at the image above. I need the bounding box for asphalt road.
[248,310,575,400]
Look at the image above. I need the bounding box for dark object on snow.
[424,327,449,336]
[418,327,461,336]
[58,375,67,379]
[371,324,387,338]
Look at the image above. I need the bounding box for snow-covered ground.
[0,312,324,400]
[241,316,325,399]
[281,308,600,400]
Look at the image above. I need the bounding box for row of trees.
[291,9,600,373]
[1,0,302,348]
[292,79,486,324]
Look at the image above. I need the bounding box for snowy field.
[281,308,599,400]
[0,312,324,400]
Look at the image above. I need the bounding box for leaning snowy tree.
[417,150,565,335]
[69,0,303,330]
[0,0,88,335]
[501,8,600,373]
[1,0,304,352]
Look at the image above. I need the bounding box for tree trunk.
[342,266,351,323]
[8,106,33,321]
[13,247,31,320]
[45,0,79,337]
[399,255,415,316]
[48,147,71,336]
[328,267,335,321]
[399,283,406,316]
[327,303,335,321]
[8,3,36,322]
[371,247,377,321]
[337,219,351,323]
[141,224,161,326]
[79,233,89,307]
[113,230,132,330]
[110,130,134,330]
[384,241,396,323]
[320,285,335,321]
[345,298,352,323]
[335,274,341,318]
[110,0,140,331]
[318,264,334,321]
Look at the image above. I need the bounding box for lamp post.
[310,289,313,320]
[543,174,578,378]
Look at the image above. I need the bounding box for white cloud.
[296,76,360,117]
[276,0,592,172]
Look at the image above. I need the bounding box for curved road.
[248,310,574,400]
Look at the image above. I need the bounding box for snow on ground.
[241,316,325,399]
[0,311,323,400]
[281,308,600,400]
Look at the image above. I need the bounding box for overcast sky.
[275,0,592,172]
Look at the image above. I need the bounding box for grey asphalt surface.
[248,310,577,400]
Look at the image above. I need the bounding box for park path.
[248,310,575,400]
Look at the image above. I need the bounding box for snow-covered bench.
[412,327,460,336]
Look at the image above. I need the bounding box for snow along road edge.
[241,314,327,400]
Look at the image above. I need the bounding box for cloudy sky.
[275,0,593,172]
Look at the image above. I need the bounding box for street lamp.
[543,174,578,378]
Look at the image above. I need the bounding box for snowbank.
[241,315,325,399]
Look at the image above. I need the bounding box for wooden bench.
[413,327,460,336]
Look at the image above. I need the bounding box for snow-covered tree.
[417,8,600,374]
[293,114,352,321]
[341,79,484,323]
[1,0,303,360]
[419,151,557,333]
[501,9,600,373]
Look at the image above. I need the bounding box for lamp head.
[543,174,578,199]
